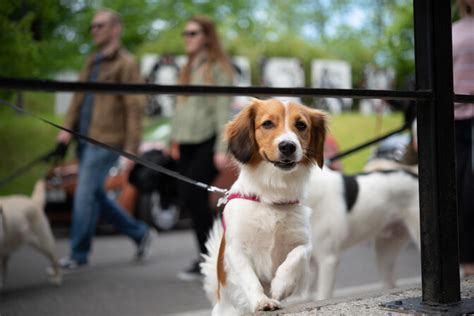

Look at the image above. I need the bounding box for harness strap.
[220,193,300,232]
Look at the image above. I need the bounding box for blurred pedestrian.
[453,0,474,276]
[56,8,151,269]
[170,16,234,281]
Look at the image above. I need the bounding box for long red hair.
[179,16,234,85]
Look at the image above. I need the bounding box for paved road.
[0,228,421,316]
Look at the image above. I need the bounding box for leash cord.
[0,98,228,195]
[327,122,411,163]
[0,151,52,188]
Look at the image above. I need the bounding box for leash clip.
[217,190,230,207]
[206,185,229,207]
[207,185,228,194]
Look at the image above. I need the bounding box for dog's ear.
[308,109,327,168]
[225,99,259,163]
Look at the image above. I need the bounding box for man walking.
[57,9,151,269]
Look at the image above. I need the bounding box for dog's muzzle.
[275,141,298,170]
[279,141,297,157]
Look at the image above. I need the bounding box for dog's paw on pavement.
[255,297,281,311]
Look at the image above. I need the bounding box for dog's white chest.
[225,200,309,278]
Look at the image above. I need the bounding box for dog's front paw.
[271,276,296,301]
[46,267,62,286]
[255,297,281,312]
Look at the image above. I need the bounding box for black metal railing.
[0,77,432,100]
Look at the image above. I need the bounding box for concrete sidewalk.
[256,276,474,315]
[0,229,421,316]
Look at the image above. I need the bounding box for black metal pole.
[413,0,460,305]
[381,1,474,313]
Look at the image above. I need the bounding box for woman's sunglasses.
[181,30,202,38]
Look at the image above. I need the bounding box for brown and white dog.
[0,180,62,289]
[201,98,327,315]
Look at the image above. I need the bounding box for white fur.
[0,180,62,289]
[202,160,313,315]
[276,102,303,161]
[201,220,224,304]
[305,166,420,300]
[275,132,303,162]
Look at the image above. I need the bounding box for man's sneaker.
[136,230,152,261]
[177,259,203,282]
[59,256,86,271]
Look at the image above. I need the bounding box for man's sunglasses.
[181,30,202,38]
[90,22,107,30]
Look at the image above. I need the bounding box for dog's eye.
[295,121,307,131]
[262,120,274,129]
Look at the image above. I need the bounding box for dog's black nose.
[278,141,297,156]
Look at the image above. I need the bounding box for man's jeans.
[70,144,148,264]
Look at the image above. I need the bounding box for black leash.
[0,148,57,188]
[327,122,411,163]
[0,139,68,188]
[0,98,228,195]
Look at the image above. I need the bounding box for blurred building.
[311,59,352,114]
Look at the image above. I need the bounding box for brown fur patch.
[253,100,287,163]
[216,234,227,300]
[225,100,259,164]
[302,107,327,167]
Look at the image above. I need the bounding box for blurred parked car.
[45,158,143,231]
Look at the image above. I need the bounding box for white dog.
[305,166,420,300]
[201,98,327,315]
[0,180,62,289]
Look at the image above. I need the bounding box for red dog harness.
[220,193,300,231]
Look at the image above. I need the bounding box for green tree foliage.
[0,1,43,78]
[365,0,415,88]
[0,0,416,89]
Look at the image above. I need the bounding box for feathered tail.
[31,179,46,209]
[200,219,224,304]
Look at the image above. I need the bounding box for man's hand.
[123,158,135,170]
[57,130,72,144]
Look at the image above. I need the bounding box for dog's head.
[225,98,327,171]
